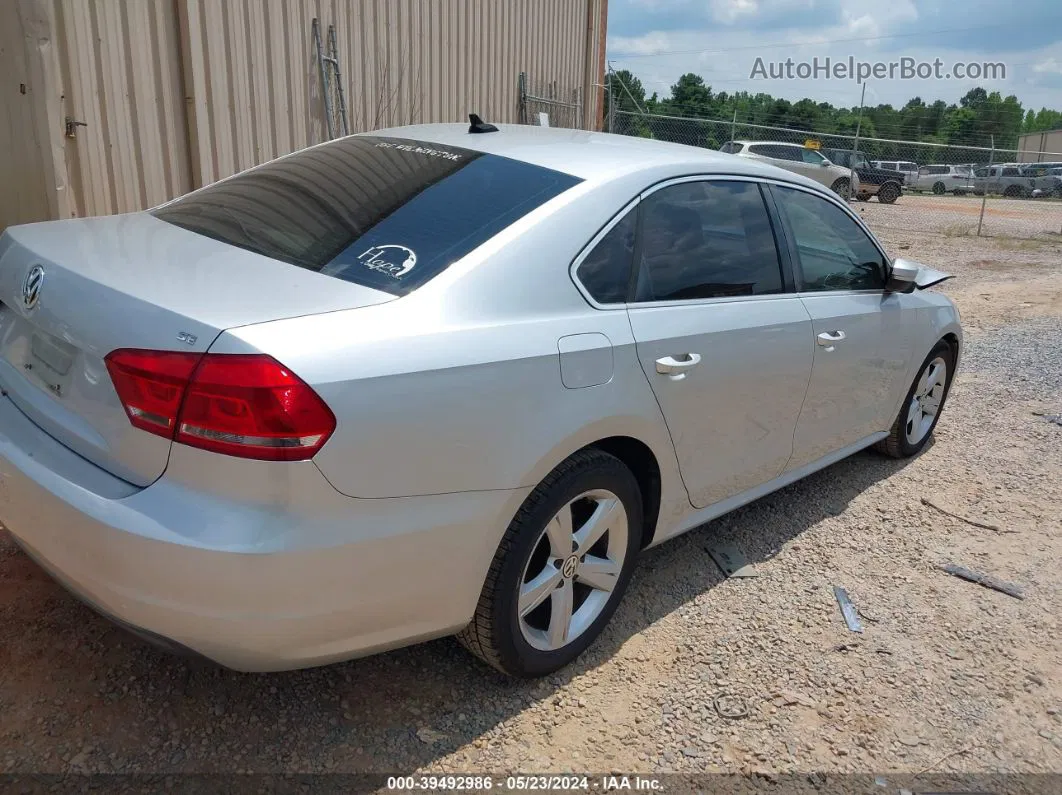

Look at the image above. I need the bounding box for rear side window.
[152,136,582,296]
[576,208,636,304]
[634,180,784,302]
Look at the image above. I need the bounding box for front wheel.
[877,182,901,204]
[932,181,946,195]
[830,178,852,199]
[457,449,643,677]
[876,342,955,458]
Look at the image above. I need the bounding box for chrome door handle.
[816,330,846,350]
[655,353,702,380]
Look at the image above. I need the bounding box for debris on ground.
[938,562,1026,600]
[833,586,865,633]
[712,693,749,719]
[705,540,758,578]
[920,495,1013,533]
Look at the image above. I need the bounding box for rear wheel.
[877,182,900,204]
[876,342,955,458]
[1003,185,1021,198]
[457,449,643,677]
[830,178,852,199]
[932,181,946,195]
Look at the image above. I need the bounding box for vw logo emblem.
[22,265,44,311]
[561,555,579,579]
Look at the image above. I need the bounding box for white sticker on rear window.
[374,141,463,161]
[357,244,417,279]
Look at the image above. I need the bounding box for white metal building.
[1,0,608,231]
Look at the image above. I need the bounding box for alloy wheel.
[905,356,948,445]
[517,489,629,652]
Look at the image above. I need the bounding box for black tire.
[457,449,643,677]
[875,341,956,459]
[877,182,900,204]
[932,181,946,195]
[830,178,852,199]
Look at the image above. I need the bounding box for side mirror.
[886,258,919,293]
[820,160,831,166]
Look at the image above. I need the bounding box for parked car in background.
[871,160,918,186]
[0,122,960,677]
[912,165,976,195]
[972,164,1035,197]
[722,140,860,198]
[821,148,904,204]
[1020,164,1062,197]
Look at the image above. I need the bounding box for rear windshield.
[151,135,582,296]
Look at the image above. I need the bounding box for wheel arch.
[514,419,685,552]
[585,436,662,548]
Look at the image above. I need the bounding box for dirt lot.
[1,226,1061,788]
[858,191,1062,241]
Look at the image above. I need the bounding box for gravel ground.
[1,228,1060,788]
[856,192,1062,240]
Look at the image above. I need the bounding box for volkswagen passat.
[0,121,961,677]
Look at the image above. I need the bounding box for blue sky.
[607,0,1062,111]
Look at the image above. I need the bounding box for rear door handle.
[816,330,847,350]
[655,353,702,379]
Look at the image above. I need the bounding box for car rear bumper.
[0,396,527,672]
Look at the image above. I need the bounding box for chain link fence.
[517,72,584,130]
[611,109,1062,242]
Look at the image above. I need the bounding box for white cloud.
[709,0,760,24]
[1033,57,1062,75]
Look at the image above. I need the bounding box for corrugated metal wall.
[55,0,192,219]
[0,0,606,230]
[181,0,605,186]
[0,0,71,228]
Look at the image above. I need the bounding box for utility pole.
[607,68,615,133]
[849,82,867,200]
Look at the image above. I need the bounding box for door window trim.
[569,174,883,309]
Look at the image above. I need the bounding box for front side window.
[772,186,885,292]
[634,181,784,302]
[575,208,637,304]
[801,149,825,164]
[152,136,582,296]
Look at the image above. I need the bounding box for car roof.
[732,139,801,145]
[367,124,826,191]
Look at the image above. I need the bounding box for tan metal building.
[1,0,607,232]
[1018,129,1062,163]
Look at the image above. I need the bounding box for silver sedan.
[0,121,961,677]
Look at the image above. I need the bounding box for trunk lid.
[0,213,393,486]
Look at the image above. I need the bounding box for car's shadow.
[1,447,917,773]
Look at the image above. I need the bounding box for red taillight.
[104,350,200,437]
[105,349,336,461]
